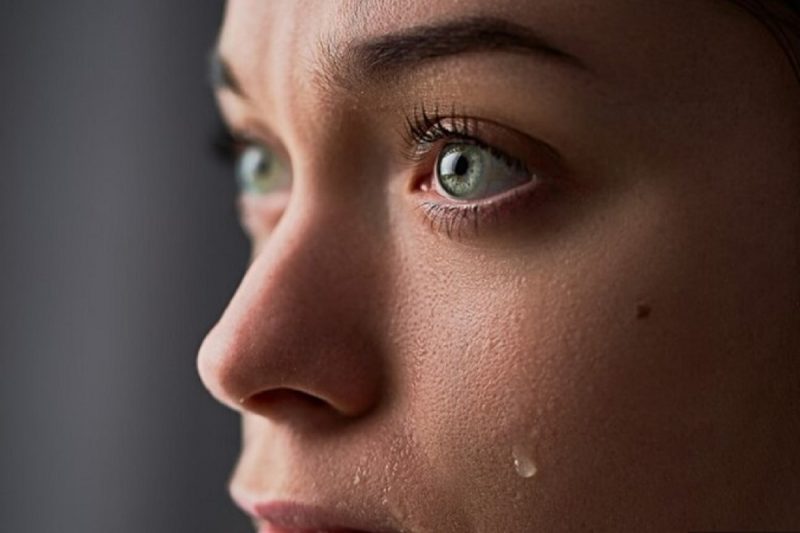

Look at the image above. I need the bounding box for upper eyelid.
[401,109,473,160]
[402,109,550,165]
[224,122,292,168]
[218,100,565,184]
[214,96,290,159]
[408,132,525,177]
[404,112,573,200]
[222,121,271,147]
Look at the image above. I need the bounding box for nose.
[197,200,385,421]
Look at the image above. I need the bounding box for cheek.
[385,246,622,526]
[388,183,755,527]
[390,258,613,528]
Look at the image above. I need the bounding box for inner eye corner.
[408,165,434,193]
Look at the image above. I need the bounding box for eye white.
[435,143,531,201]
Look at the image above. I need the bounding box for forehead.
[220,0,690,42]
[218,0,768,95]
[216,0,794,147]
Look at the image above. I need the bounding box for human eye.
[235,142,291,195]
[403,105,563,238]
[215,127,291,196]
[213,125,292,243]
[435,142,530,201]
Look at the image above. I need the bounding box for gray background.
[0,2,252,531]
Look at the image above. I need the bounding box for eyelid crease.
[400,104,506,166]
[400,103,564,177]
[398,103,571,240]
[212,125,277,169]
[213,94,292,162]
[225,123,294,175]
[402,103,478,147]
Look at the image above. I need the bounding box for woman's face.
[198,1,800,531]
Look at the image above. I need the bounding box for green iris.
[236,144,289,195]
[435,143,528,200]
[437,144,487,199]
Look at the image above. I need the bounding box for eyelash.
[212,126,248,164]
[402,104,543,238]
[211,108,549,239]
[402,104,520,165]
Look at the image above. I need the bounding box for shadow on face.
[198,1,800,531]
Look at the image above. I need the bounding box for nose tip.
[196,324,246,410]
[195,212,386,422]
[197,319,382,419]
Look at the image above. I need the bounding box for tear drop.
[512,445,537,478]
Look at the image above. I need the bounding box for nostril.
[241,388,331,419]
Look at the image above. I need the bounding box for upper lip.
[233,493,399,533]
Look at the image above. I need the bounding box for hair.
[731,0,800,83]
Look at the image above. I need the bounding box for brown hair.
[730,0,800,82]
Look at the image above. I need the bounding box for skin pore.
[198,1,800,531]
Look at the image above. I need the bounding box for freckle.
[636,304,652,320]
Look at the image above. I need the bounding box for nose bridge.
[201,4,391,418]
[247,200,380,340]
[198,193,386,417]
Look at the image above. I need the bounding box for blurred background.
[0,2,253,531]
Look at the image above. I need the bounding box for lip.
[257,521,363,533]
[234,496,392,533]
[255,502,367,532]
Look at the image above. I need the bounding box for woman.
[199,1,800,531]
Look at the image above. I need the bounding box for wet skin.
[198,1,800,531]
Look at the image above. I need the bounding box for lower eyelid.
[238,190,291,240]
[414,176,553,239]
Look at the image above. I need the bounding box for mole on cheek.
[636,304,652,320]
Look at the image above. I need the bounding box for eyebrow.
[210,16,589,97]
[209,49,245,97]
[350,16,588,79]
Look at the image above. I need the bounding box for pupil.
[257,155,269,175]
[453,154,470,176]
